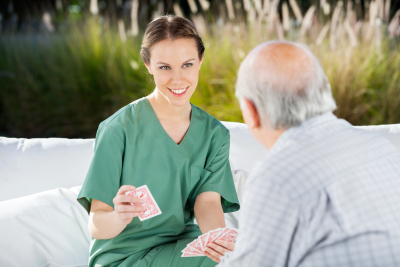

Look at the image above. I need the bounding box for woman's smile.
[168,86,189,97]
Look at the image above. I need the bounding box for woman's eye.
[160,66,170,70]
[183,63,193,68]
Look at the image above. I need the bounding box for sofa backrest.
[0,138,94,202]
[1,122,399,202]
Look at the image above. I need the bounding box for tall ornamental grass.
[0,0,400,138]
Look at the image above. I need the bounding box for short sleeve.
[190,133,240,213]
[77,123,125,215]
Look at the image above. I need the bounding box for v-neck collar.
[142,97,203,161]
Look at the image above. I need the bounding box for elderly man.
[205,41,400,266]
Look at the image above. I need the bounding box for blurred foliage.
[1,0,400,137]
[0,20,153,137]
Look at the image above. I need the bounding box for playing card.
[205,228,223,246]
[180,227,237,257]
[125,185,162,221]
[213,227,239,243]
[212,228,230,242]
[181,244,202,254]
[187,238,203,253]
[181,252,205,257]
[198,233,209,252]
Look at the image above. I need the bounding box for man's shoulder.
[253,119,399,199]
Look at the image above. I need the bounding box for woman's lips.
[168,86,189,97]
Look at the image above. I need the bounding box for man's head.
[235,41,336,149]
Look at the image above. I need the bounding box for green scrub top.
[77,97,240,267]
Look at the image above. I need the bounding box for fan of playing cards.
[181,227,239,257]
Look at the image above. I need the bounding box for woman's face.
[145,38,203,107]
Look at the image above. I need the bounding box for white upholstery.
[0,121,400,267]
[224,168,250,229]
[0,138,94,202]
[356,124,400,149]
[222,122,269,172]
[0,186,90,267]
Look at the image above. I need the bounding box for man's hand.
[203,239,235,263]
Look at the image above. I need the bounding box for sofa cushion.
[224,168,250,228]
[221,122,269,172]
[356,124,400,150]
[0,186,90,267]
[0,138,94,202]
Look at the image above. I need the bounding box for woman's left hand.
[203,239,235,263]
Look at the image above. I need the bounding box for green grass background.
[1,16,399,138]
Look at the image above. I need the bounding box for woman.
[77,15,239,267]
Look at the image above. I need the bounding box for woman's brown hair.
[140,15,205,64]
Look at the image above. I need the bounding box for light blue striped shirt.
[218,112,400,267]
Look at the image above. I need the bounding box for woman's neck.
[146,89,192,122]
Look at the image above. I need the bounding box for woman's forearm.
[194,200,226,234]
[89,210,128,240]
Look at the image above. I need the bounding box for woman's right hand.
[113,185,145,225]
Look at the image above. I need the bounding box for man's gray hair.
[235,41,337,130]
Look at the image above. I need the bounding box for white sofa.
[1,121,400,267]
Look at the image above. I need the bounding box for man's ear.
[145,63,153,75]
[243,98,261,129]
